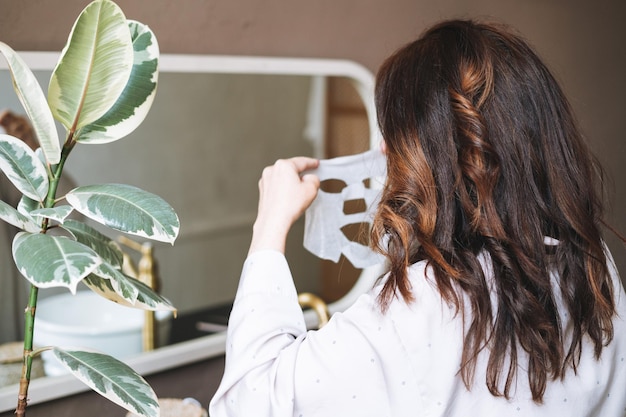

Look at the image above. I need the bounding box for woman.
[209,20,626,416]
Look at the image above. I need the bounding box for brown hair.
[371,19,615,402]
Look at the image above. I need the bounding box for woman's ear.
[380,140,387,154]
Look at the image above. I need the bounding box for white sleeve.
[208,250,393,417]
[209,250,307,416]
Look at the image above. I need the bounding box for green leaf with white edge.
[61,219,124,267]
[77,20,159,144]
[12,232,102,293]
[51,348,159,417]
[17,194,41,218]
[0,134,49,201]
[48,0,133,130]
[66,184,179,244]
[84,263,139,306]
[0,42,61,164]
[31,205,74,223]
[0,200,40,233]
[84,264,176,311]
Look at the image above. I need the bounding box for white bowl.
[33,291,172,376]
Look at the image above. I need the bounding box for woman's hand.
[249,157,320,254]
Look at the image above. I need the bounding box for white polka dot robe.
[209,250,626,417]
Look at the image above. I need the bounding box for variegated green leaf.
[31,205,74,223]
[51,348,159,417]
[17,194,41,218]
[77,20,159,144]
[0,134,49,201]
[0,42,61,164]
[48,0,133,130]
[62,219,124,267]
[0,199,40,233]
[84,264,176,311]
[66,184,179,244]
[84,263,139,305]
[12,232,102,293]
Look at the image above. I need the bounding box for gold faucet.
[117,236,159,352]
[298,292,330,328]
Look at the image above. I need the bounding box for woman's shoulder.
[341,258,455,329]
[371,259,435,294]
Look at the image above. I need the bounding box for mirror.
[0,52,380,378]
[0,52,382,411]
[68,71,331,313]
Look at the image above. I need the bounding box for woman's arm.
[248,157,320,254]
[209,157,320,415]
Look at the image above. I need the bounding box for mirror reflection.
[0,60,372,356]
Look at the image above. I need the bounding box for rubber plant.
[0,1,179,416]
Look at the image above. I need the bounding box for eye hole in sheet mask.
[303,149,387,268]
[319,179,348,194]
[343,198,367,215]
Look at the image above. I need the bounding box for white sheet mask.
[303,148,387,268]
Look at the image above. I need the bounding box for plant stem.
[46,139,74,209]
[15,141,74,416]
[15,285,39,417]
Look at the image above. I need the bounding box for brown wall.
[1,0,625,270]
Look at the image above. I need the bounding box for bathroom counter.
[0,354,225,417]
[0,299,314,413]
[0,304,231,414]
[167,302,232,344]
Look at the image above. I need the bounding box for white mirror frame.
[0,52,385,410]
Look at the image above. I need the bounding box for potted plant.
[0,1,179,416]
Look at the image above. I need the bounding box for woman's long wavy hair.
[371,19,615,403]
